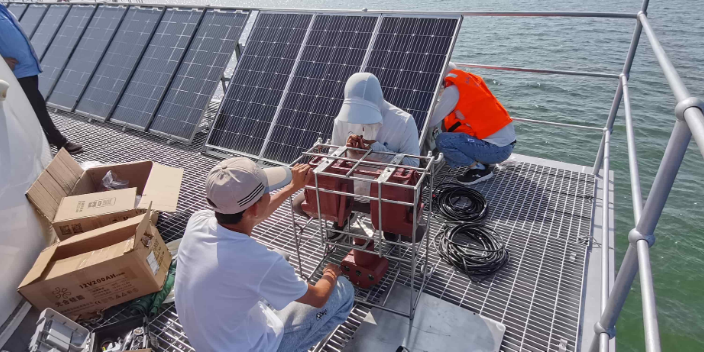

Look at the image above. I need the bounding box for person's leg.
[436,132,514,184]
[16,76,67,147]
[436,132,513,166]
[435,132,478,168]
[291,192,309,218]
[275,277,355,352]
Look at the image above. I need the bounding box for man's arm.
[427,85,460,128]
[257,164,311,223]
[367,118,421,167]
[296,263,343,308]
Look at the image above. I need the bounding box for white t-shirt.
[175,210,309,352]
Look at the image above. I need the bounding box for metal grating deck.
[50,108,594,352]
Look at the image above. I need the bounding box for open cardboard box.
[26,149,183,240]
[18,208,172,319]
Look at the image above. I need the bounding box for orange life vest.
[443,70,512,140]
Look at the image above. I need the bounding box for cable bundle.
[431,182,508,281]
[435,223,509,282]
[432,182,488,223]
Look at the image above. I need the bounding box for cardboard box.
[26,149,183,240]
[51,187,143,238]
[18,209,172,319]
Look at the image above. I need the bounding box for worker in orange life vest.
[426,65,516,185]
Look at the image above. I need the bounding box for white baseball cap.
[205,157,292,214]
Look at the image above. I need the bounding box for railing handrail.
[7,2,641,18]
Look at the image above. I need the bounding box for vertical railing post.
[599,128,611,352]
[620,75,644,220]
[593,0,650,173]
[622,73,663,352]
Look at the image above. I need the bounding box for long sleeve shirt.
[331,102,421,167]
[0,5,42,79]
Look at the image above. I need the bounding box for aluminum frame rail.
[288,142,441,350]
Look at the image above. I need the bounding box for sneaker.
[457,167,493,185]
[327,220,348,242]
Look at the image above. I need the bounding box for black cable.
[435,223,509,282]
[432,182,488,223]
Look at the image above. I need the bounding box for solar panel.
[110,7,204,130]
[149,9,249,143]
[47,5,128,111]
[364,16,460,133]
[6,3,26,20]
[18,4,48,39]
[261,14,378,164]
[30,4,70,60]
[38,4,96,97]
[206,12,313,157]
[75,6,163,121]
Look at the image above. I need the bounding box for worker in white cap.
[331,72,420,166]
[175,158,354,352]
[291,72,422,241]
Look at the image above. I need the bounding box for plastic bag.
[80,160,105,170]
[101,170,129,191]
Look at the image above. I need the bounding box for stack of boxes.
[19,149,183,320]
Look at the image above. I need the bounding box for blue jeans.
[275,277,355,352]
[435,132,514,168]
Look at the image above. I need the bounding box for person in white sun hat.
[175,158,354,352]
[291,72,423,242]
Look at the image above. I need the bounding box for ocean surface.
[166,0,704,349]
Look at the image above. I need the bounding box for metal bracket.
[674,97,704,120]
[377,154,405,183]
[594,321,616,339]
[628,228,655,247]
[313,146,347,173]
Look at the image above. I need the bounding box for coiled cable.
[432,182,488,223]
[431,182,508,281]
[435,223,509,282]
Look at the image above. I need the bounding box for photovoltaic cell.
[30,4,70,60]
[111,7,203,130]
[18,4,48,38]
[38,4,95,97]
[6,3,26,20]
[364,16,459,132]
[262,15,377,164]
[207,13,312,156]
[48,5,128,111]
[150,9,249,142]
[75,6,163,121]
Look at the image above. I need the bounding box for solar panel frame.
[30,4,71,60]
[110,7,205,131]
[18,3,49,39]
[362,14,462,143]
[205,12,314,159]
[46,4,129,111]
[6,3,27,20]
[38,4,97,98]
[149,9,250,144]
[259,14,380,164]
[74,6,165,122]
